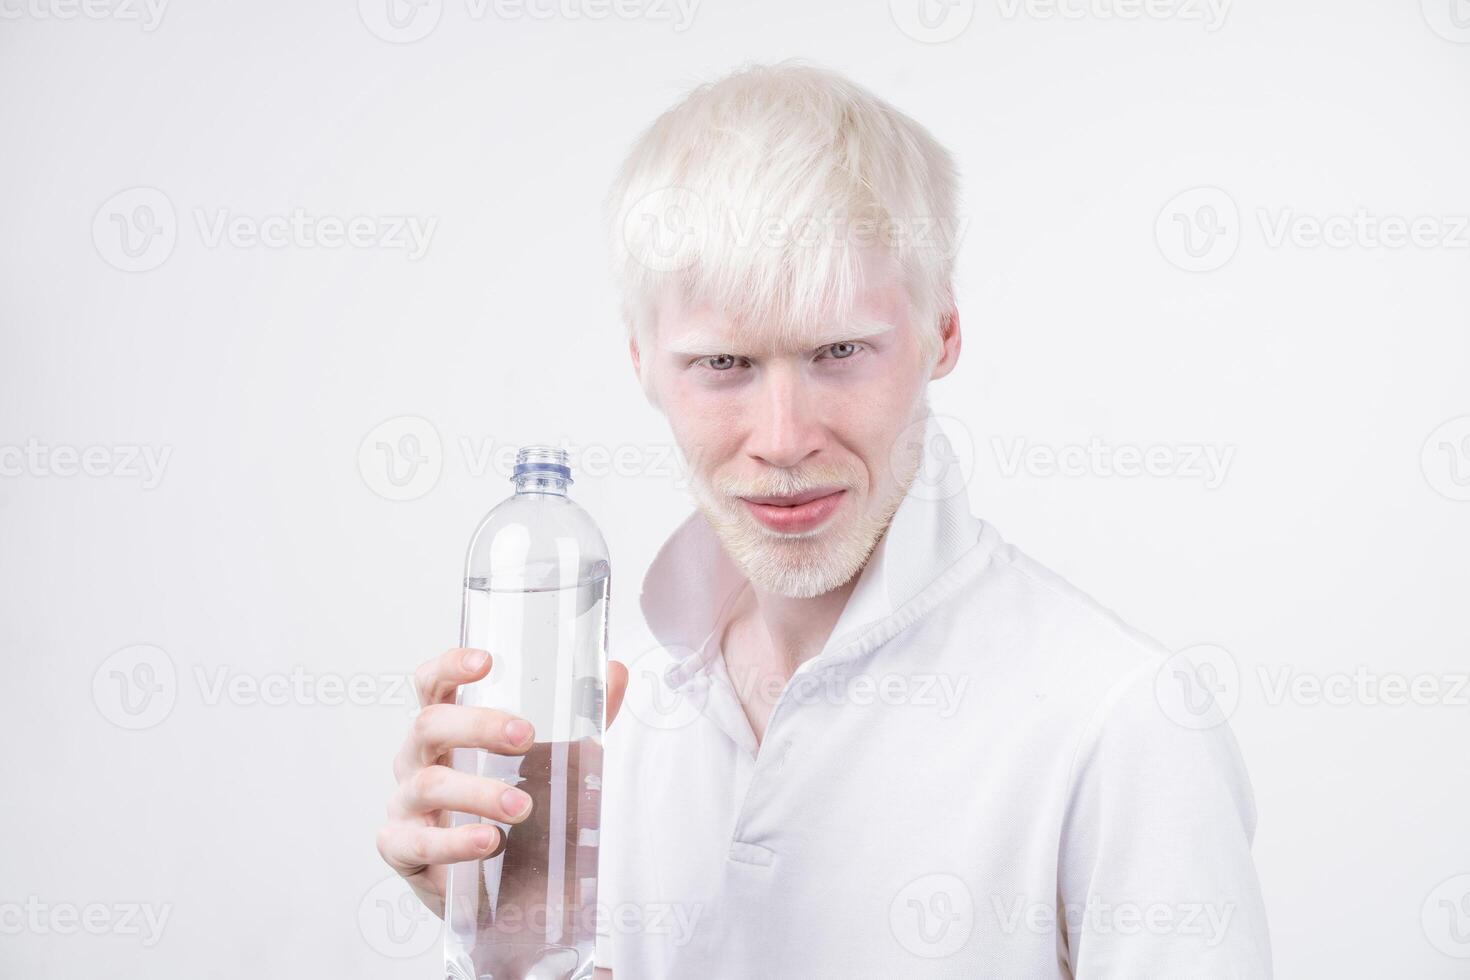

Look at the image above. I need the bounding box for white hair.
[605,60,961,381]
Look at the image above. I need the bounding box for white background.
[2,0,1468,976]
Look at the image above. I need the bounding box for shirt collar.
[640,414,984,687]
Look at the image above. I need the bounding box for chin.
[710,502,885,599]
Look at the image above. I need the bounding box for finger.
[606,660,628,729]
[392,765,534,825]
[376,821,507,876]
[397,703,534,776]
[414,647,493,708]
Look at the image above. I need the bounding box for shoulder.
[946,526,1175,699]
[968,535,1257,820]
[943,528,1252,780]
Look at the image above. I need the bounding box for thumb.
[605,660,629,729]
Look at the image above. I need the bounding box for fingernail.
[463,650,489,672]
[503,788,532,818]
[469,826,495,850]
[506,720,533,746]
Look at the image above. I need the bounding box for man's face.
[640,251,956,599]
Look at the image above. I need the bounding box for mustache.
[709,466,859,499]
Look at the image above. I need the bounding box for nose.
[746,362,824,470]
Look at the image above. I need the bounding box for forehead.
[653,248,912,355]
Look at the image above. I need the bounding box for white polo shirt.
[594,422,1272,978]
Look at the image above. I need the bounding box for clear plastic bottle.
[444,447,610,980]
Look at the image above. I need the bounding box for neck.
[735,572,860,677]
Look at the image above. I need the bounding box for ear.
[929,305,962,381]
[630,333,662,410]
[628,334,643,381]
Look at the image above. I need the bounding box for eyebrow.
[662,317,896,356]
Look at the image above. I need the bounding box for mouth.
[738,487,847,534]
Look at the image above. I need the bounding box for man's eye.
[701,354,742,371]
[822,342,861,360]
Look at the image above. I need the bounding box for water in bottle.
[444,447,610,980]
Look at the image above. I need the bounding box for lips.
[739,487,847,534]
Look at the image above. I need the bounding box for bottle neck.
[513,474,569,496]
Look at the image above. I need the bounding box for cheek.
[659,374,747,469]
[823,365,927,495]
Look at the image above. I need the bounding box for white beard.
[689,440,921,599]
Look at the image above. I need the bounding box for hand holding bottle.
[375,646,628,917]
